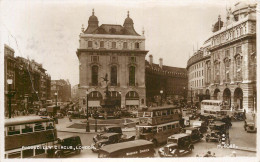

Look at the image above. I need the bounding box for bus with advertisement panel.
[137,106,182,126]
[201,100,231,118]
[4,116,57,158]
[136,121,181,146]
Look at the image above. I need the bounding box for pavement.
[56,117,136,134]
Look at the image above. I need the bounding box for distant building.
[187,1,257,112]
[51,79,71,102]
[71,84,79,100]
[146,55,188,106]
[76,10,148,111]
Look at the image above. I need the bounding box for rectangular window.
[167,125,172,130]
[135,42,140,49]
[123,42,128,49]
[100,41,104,48]
[163,126,167,131]
[236,46,242,54]
[8,151,21,158]
[92,56,99,62]
[225,50,230,57]
[112,42,116,49]
[88,41,93,48]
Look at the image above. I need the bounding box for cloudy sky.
[1,0,238,86]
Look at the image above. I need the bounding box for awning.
[126,100,139,105]
[88,101,100,107]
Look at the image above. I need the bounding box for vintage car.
[91,133,122,152]
[192,121,208,133]
[206,122,228,143]
[158,133,194,157]
[99,140,155,158]
[209,121,226,133]
[181,127,203,143]
[215,116,232,128]
[244,119,257,133]
[118,134,136,143]
[49,135,82,158]
[93,126,123,142]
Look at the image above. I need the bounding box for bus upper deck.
[5,116,57,158]
[138,106,182,126]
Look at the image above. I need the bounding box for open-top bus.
[201,100,231,118]
[5,116,57,158]
[137,106,182,126]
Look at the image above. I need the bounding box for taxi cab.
[158,133,194,157]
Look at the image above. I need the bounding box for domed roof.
[233,1,257,14]
[89,9,98,22]
[124,11,133,25]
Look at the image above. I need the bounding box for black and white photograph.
[0,0,258,161]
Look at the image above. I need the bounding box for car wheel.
[76,147,81,154]
[152,139,158,147]
[55,152,62,158]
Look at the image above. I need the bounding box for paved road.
[56,119,256,158]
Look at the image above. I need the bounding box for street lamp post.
[86,90,90,132]
[7,79,13,118]
[160,90,163,106]
[54,92,58,108]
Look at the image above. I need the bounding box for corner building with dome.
[76,10,148,111]
[186,1,257,113]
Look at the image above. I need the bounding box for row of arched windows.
[91,65,136,86]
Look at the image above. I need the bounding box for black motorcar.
[93,126,122,142]
[209,121,227,133]
[181,127,203,143]
[50,135,82,158]
[215,116,232,128]
[158,133,194,157]
[192,121,208,133]
[244,119,257,133]
[206,122,228,143]
[91,133,122,152]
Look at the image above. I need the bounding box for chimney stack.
[149,55,153,65]
[159,58,163,68]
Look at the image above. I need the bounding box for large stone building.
[4,44,51,115]
[146,55,188,106]
[76,10,148,111]
[187,1,257,112]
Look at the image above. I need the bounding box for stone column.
[230,47,235,84]
[242,84,254,112]
[242,43,249,83]
[121,91,126,108]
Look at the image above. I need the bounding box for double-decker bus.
[137,106,182,125]
[201,100,230,117]
[136,106,182,146]
[5,116,57,158]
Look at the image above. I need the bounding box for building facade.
[77,10,148,111]
[4,45,51,114]
[146,55,188,106]
[187,1,257,112]
[51,79,71,102]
